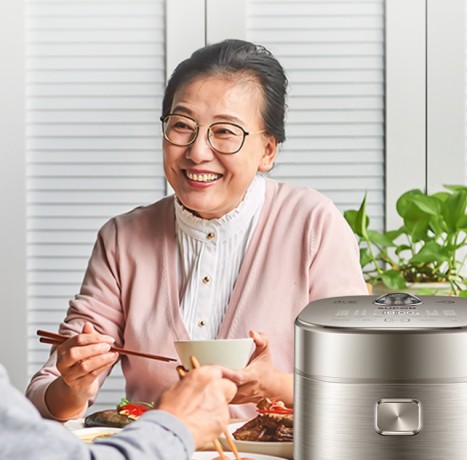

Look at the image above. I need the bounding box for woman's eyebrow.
[170,105,246,125]
[170,105,192,115]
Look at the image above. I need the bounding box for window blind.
[26,0,166,412]
[246,0,385,230]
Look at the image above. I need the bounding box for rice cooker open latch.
[294,293,467,460]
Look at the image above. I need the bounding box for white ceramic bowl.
[174,338,254,370]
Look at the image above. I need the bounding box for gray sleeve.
[0,365,195,460]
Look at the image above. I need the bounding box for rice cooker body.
[294,293,467,460]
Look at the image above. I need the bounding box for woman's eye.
[212,126,238,137]
[173,122,193,131]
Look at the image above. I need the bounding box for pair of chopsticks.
[37,329,177,363]
[176,356,241,460]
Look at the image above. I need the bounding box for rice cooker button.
[375,398,422,436]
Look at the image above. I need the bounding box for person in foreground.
[1,363,235,460]
[26,39,368,421]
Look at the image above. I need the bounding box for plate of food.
[73,427,122,443]
[191,452,287,460]
[219,398,293,460]
[84,398,154,428]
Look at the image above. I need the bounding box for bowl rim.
[174,338,254,344]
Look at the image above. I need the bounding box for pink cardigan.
[26,179,367,419]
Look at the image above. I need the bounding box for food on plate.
[233,398,293,442]
[85,397,154,428]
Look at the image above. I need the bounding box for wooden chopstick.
[188,356,242,460]
[176,364,230,460]
[37,329,177,363]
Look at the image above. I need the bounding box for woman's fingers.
[57,341,111,368]
[60,351,119,389]
[55,323,118,390]
[70,352,119,384]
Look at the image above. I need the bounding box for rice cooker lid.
[297,293,467,330]
[295,293,467,381]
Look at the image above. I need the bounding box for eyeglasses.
[160,113,265,155]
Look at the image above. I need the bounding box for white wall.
[0,0,28,391]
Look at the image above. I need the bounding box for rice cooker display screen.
[304,294,467,329]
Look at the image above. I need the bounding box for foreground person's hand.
[45,322,119,419]
[220,330,293,407]
[158,366,236,449]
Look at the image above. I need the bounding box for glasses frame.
[160,113,264,155]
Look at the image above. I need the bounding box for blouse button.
[207,232,215,240]
[198,320,206,327]
[202,276,211,284]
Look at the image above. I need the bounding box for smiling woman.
[25,39,368,423]
[162,74,276,219]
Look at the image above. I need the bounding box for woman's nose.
[185,128,216,163]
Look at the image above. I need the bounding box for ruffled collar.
[174,175,265,242]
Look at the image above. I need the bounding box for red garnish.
[118,403,150,418]
[257,403,293,415]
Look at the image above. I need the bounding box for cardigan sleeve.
[26,218,126,420]
[307,198,368,301]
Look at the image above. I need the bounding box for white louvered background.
[25,0,385,415]
[26,0,166,412]
[246,0,385,230]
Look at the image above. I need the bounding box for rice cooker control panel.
[302,293,467,329]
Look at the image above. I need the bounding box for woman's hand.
[220,330,293,407]
[158,366,236,449]
[45,322,119,419]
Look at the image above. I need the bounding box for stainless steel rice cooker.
[294,293,467,460]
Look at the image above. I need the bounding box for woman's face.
[163,74,278,219]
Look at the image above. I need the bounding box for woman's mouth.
[185,171,222,183]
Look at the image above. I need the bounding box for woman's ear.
[258,135,278,172]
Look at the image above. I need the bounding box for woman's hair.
[162,39,288,143]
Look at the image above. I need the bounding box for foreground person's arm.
[1,364,235,460]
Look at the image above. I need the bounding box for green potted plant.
[344,185,467,297]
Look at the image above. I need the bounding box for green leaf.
[444,184,467,193]
[359,248,372,267]
[344,209,359,233]
[396,189,424,218]
[396,190,433,241]
[117,397,130,409]
[355,194,369,239]
[344,194,369,238]
[411,195,442,216]
[458,289,467,298]
[443,191,467,232]
[408,216,431,242]
[367,230,394,247]
[432,191,450,202]
[381,270,407,290]
[457,215,467,231]
[409,241,450,264]
[385,229,404,241]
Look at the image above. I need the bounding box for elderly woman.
[26,39,367,421]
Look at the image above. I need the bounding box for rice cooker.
[294,293,467,460]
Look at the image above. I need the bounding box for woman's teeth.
[186,172,220,182]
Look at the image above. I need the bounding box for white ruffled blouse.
[175,175,266,339]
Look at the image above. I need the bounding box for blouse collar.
[174,175,265,243]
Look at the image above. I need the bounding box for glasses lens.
[209,123,245,154]
[163,115,197,146]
